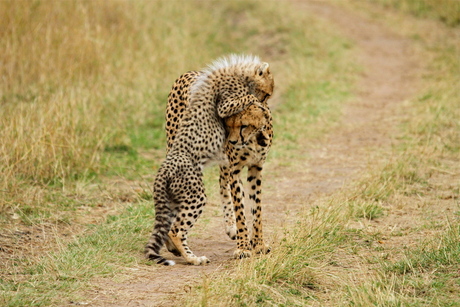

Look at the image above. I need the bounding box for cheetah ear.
[256,62,270,76]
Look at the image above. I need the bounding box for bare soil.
[79,2,430,306]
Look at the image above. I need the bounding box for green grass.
[371,0,460,26]
[1,201,156,306]
[386,223,460,276]
[350,201,385,220]
[188,205,350,307]
[347,223,460,306]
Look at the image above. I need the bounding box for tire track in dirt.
[85,2,420,306]
[271,1,420,213]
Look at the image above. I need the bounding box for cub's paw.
[188,256,210,266]
[233,249,252,259]
[226,224,237,240]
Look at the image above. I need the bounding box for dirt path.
[85,2,421,306]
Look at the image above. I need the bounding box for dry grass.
[0,1,199,181]
[0,0,271,216]
[0,0,354,219]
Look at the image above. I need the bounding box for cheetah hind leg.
[165,232,181,257]
[167,198,210,265]
[169,230,210,265]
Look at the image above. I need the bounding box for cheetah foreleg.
[217,94,259,118]
[230,169,253,259]
[248,165,270,255]
[219,165,237,240]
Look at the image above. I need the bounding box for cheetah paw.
[254,244,271,255]
[188,256,210,266]
[233,249,252,259]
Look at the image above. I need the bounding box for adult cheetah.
[145,54,274,265]
[160,54,274,262]
[223,103,273,258]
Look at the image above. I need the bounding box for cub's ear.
[257,105,270,120]
[256,62,270,76]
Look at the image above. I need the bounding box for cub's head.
[252,62,274,104]
[225,104,271,147]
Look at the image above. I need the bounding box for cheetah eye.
[240,125,248,129]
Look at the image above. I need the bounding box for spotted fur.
[145,54,274,265]
[223,103,273,258]
[157,55,274,263]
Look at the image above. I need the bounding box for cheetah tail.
[145,167,177,265]
[145,196,176,265]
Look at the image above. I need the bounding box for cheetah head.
[252,62,274,104]
[225,104,271,147]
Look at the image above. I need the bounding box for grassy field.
[1,0,459,306]
[0,0,352,222]
[1,0,251,220]
[374,0,460,26]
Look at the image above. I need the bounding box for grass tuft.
[374,0,460,26]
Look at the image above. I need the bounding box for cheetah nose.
[229,140,238,145]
